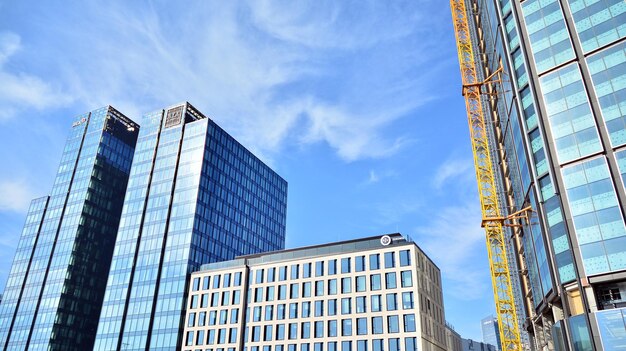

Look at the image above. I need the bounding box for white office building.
[181,234,447,351]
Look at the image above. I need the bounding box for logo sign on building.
[72,117,87,127]
[380,235,392,246]
[165,106,184,128]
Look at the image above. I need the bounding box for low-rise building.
[181,233,447,351]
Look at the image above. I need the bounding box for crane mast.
[449,0,522,350]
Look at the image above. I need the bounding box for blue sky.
[0,0,495,341]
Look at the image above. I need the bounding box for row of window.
[188,292,415,328]
[249,251,413,285]
[185,319,418,346]
[185,339,418,351]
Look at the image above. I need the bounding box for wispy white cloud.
[362,169,398,185]
[0,31,72,121]
[432,157,475,190]
[414,202,489,300]
[0,179,37,213]
[6,0,449,162]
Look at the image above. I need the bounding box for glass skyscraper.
[0,106,139,350]
[460,0,626,349]
[481,315,501,351]
[93,102,288,351]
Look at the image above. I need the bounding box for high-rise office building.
[480,316,500,351]
[93,102,288,351]
[180,234,447,351]
[0,106,139,350]
[459,0,626,349]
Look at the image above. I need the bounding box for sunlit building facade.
[180,234,448,351]
[0,106,139,350]
[93,102,288,351]
[462,0,626,349]
[480,316,501,351]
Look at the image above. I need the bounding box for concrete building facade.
[181,234,447,351]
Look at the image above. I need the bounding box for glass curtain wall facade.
[93,102,288,351]
[481,316,501,351]
[0,106,139,351]
[462,0,626,349]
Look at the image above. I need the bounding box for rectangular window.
[264,325,273,341]
[303,282,312,297]
[315,321,324,338]
[328,320,338,337]
[356,296,367,313]
[385,272,397,289]
[233,290,241,304]
[315,343,323,351]
[328,259,337,275]
[291,264,300,279]
[267,286,275,301]
[387,293,397,311]
[357,340,367,351]
[404,314,416,332]
[370,274,381,290]
[265,305,274,321]
[372,340,384,351]
[229,328,237,343]
[342,278,352,293]
[405,338,417,351]
[355,256,366,272]
[341,258,351,273]
[302,301,311,318]
[401,271,413,287]
[371,295,382,312]
[234,272,242,286]
[230,309,239,323]
[279,266,288,281]
[342,341,352,351]
[372,317,383,334]
[198,312,206,326]
[253,307,262,322]
[268,267,276,282]
[193,277,200,291]
[328,279,337,295]
[316,261,324,277]
[277,304,286,320]
[278,285,287,300]
[315,300,324,317]
[289,303,298,319]
[341,297,352,314]
[252,326,261,342]
[388,315,400,333]
[384,252,395,268]
[213,275,221,288]
[356,318,367,335]
[203,276,210,290]
[342,319,352,336]
[224,273,231,288]
[290,283,299,299]
[355,276,366,292]
[315,280,324,296]
[289,323,298,339]
[399,250,411,266]
[328,299,337,316]
[328,342,337,351]
[304,263,312,278]
[402,292,414,309]
[256,269,264,284]
[277,324,285,340]
[369,254,380,270]
[255,288,263,302]
[388,339,400,351]
[302,322,311,339]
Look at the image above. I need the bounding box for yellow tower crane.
[449,0,523,350]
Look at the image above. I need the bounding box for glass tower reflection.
[93,102,287,351]
[0,106,139,351]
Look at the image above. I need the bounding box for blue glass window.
[588,41,626,147]
[540,64,602,163]
[568,0,626,52]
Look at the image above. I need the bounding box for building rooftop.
[199,232,440,272]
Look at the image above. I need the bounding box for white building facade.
[181,234,447,351]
